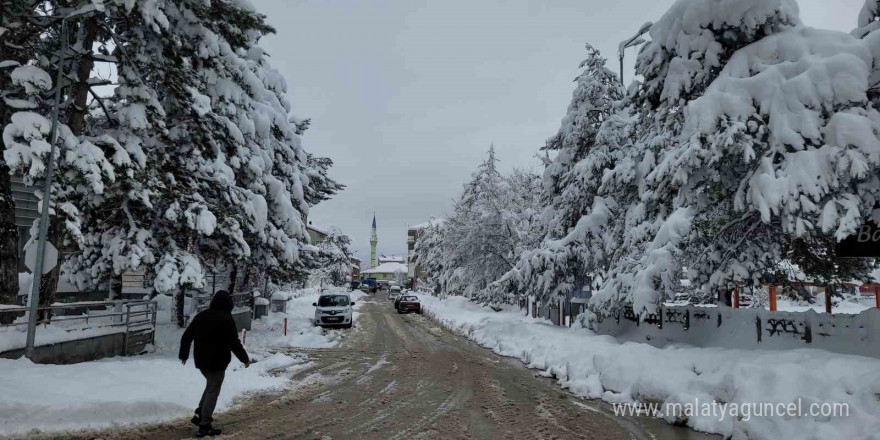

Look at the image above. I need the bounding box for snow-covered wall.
[592,306,880,359]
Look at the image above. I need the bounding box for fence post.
[151,302,158,349]
[769,285,777,312]
[732,288,739,309]
[283,317,288,336]
[123,304,131,356]
[241,328,247,345]
[876,286,880,309]
[824,286,833,314]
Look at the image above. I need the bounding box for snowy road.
[16,297,715,440]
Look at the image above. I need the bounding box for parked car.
[313,293,355,328]
[397,295,422,314]
[388,285,402,301]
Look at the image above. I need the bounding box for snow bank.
[420,295,880,440]
[0,289,355,435]
[0,321,124,353]
[0,321,302,435]
[0,287,364,435]
[247,287,365,351]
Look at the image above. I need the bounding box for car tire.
[344,323,352,329]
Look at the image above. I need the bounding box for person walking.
[179,290,250,437]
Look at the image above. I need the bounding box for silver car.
[313,294,355,328]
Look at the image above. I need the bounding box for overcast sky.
[255,0,864,262]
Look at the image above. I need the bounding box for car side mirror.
[312,302,317,306]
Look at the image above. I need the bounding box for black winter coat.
[179,291,249,371]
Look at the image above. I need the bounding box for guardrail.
[0,300,157,356]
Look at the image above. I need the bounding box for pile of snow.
[420,296,880,440]
[0,320,304,435]
[0,289,367,435]
[0,321,124,353]
[247,287,365,351]
[773,298,873,315]
[0,286,365,435]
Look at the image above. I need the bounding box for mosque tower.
[370,214,378,269]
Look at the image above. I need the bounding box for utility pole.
[25,18,69,358]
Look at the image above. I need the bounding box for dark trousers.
[196,369,225,426]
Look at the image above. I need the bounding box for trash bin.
[254,297,269,319]
[270,291,290,313]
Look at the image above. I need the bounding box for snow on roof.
[409,218,445,230]
[379,255,405,263]
[362,262,408,274]
[306,224,328,236]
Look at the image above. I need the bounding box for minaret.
[370,214,378,269]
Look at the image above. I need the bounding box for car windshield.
[403,296,418,301]
[318,295,349,307]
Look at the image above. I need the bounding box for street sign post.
[24,241,58,275]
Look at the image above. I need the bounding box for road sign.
[837,221,880,258]
[24,241,58,275]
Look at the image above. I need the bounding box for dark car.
[397,295,421,314]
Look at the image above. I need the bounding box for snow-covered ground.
[420,295,880,440]
[661,298,874,314]
[772,298,874,315]
[0,287,362,435]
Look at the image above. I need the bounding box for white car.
[313,293,355,328]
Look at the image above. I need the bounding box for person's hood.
[210,291,234,313]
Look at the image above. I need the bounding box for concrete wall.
[0,332,126,364]
[591,305,880,359]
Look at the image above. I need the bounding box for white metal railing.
[0,299,157,355]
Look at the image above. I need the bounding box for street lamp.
[25,5,99,358]
[617,21,653,86]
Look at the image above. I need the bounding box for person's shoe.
[196,425,222,437]
[190,415,200,426]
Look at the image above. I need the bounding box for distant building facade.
[351,257,361,282]
[306,224,328,244]
[361,262,407,284]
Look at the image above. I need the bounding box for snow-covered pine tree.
[310,227,352,287]
[412,220,446,296]
[415,146,544,304]
[854,0,880,105]
[854,0,880,38]
[592,0,878,315]
[498,44,622,306]
[2,0,338,326]
[3,1,138,313]
[0,0,42,305]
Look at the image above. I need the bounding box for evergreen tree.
[500,44,622,306]
[310,227,352,287]
[415,146,544,305]
[3,1,340,326]
[594,0,877,314]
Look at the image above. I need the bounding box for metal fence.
[194,291,253,313]
[0,300,157,356]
